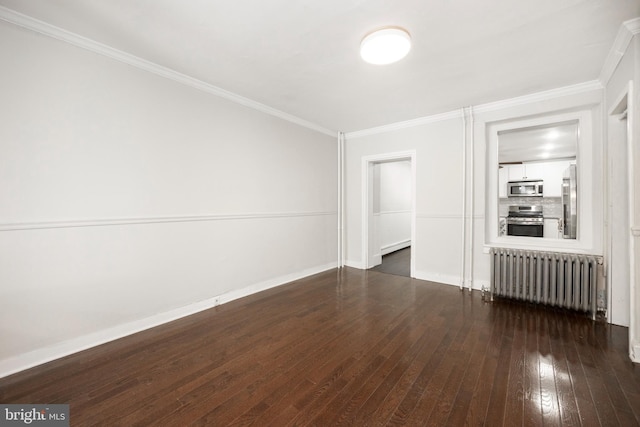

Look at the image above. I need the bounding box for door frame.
[361,150,416,277]
[608,81,637,361]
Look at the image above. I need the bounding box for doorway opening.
[362,151,416,278]
[371,246,412,277]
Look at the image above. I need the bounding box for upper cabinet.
[500,160,574,198]
[498,167,508,198]
[535,160,575,197]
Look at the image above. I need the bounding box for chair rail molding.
[0,211,338,232]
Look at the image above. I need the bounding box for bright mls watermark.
[0,405,69,426]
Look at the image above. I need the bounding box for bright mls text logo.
[0,405,69,426]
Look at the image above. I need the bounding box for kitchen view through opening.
[498,120,578,240]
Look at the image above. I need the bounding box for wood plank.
[503,303,526,426]
[483,301,517,427]
[548,312,582,427]
[523,307,543,427]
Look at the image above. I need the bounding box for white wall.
[0,21,337,376]
[345,118,465,285]
[345,86,605,292]
[376,161,411,255]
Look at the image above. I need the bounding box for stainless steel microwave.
[507,180,543,197]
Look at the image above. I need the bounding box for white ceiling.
[498,121,578,164]
[1,0,639,132]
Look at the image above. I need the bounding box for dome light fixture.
[360,27,411,65]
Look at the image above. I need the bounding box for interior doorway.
[362,151,416,278]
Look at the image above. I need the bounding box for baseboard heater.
[489,248,604,319]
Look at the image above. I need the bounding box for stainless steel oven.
[506,205,543,237]
[507,180,543,197]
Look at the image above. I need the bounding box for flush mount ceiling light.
[360,27,411,65]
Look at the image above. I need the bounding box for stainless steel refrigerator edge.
[561,164,577,239]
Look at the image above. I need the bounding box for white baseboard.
[413,270,462,288]
[381,240,411,256]
[632,342,640,364]
[0,262,337,379]
[471,280,490,291]
[372,253,382,266]
[345,259,365,269]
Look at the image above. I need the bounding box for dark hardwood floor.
[1,267,639,426]
[371,247,411,277]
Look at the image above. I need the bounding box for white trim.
[461,107,468,290]
[626,82,636,354]
[344,260,366,269]
[607,81,636,343]
[413,270,461,288]
[625,17,640,34]
[0,211,337,232]
[472,81,603,114]
[633,227,640,237]
[337,132,345,268]
[416,213,463,219]
[0,262,337,379]
[381,239,411,256]
[632,342,640,363]
[378,209,412,216]
[482,243,603,257]
[468,105,476,291]
[345,110,462,139]
[600,18,640,85]
[625,81,637,357]
[416,213,484,220]
[344,81,602,139]
[0,6,336,138]
[361,151,417,277]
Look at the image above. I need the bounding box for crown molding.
[625,16,640,35]
[472,80,603,114]
[600,17,640,86]
[345,80,601,139]
[0,6,337,138]
[345,110,462,139]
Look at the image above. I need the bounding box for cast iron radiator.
[489,248,604,319]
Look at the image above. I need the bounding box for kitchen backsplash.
[499,197,562,218]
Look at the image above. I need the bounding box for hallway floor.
[371,247,411,277]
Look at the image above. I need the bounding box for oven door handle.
[506,218,544,225]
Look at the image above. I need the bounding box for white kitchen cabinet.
[544,218,561,238]
[501,160,574,198]
[507,164,528,181]
[520,162,545,181]
[498,167,508,198]
[544,161,573,197]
